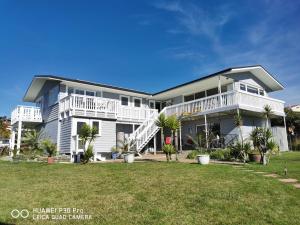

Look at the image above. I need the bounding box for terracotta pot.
[249,153,261,163]
[47,157,54,164]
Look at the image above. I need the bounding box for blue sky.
[0,0,300,116]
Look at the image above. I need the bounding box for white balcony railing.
[130,90,285,152]
[59,94,157,122]
[164,90,285,117]
[11,106,42,125]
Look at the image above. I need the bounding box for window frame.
[91,120,102,136]
[149,100,155,109]
[120,95,130,106]
[133,97,142,108]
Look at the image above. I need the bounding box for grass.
[246,151,300,180]
[0,154,299,225]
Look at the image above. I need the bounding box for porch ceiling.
[152,75,233,101]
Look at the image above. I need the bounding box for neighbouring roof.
[23,65,284,102]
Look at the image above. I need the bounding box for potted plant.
[41,139,57,164]
[197,149,210,165]
[111,146,119,160]
[248,149,261,163]
[118,138,136,163]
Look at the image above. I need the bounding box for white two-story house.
[10,65,288,161]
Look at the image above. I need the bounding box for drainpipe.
[204,114,208,149]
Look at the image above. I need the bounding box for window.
[48,85,59,106]
[195,91,205,99]
[259,89,264,96]
[206,88,218,97]
[92,121,101,135]
[134,98,141,107]
[247,86,258,94]
[77,122,86,135]
[121,96,129,106]
[149,101,155,109]
[68,87,74,95]
[86,91,95,96]
[184,94,195,102]
[75,89,84,95]
[221,85,227,93]
[240,83,246,91]
[96,91,102,97]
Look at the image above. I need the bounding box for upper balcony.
[11,106,42,125]
[164,90,285,118]
[59,94,157,123]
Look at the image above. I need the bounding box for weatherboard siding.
[59,117,72,154]
[93,120,116,153]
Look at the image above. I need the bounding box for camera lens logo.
[11,209,29,218]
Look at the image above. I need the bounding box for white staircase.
[129,108,166,153]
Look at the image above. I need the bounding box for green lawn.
[0,154,300,225]
[246,151,300,180]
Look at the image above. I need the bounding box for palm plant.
[155,113,167,150]
[263,105,273,128]
[234,113,243,144]
[41,139,57,157]
[187,133,206,153]
[117,137,136,153]
[250,127,277,165]
[166,115,180,160]
[162,144,175,162]
[22,130,43,156]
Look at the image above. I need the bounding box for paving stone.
[254,171,266,174]
[292,183,300,189]
[263,174,279,178]
[278,178,298,183]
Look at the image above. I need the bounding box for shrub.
[162,144,175,162]
[82,145,94,164]
[41,139,57,157]
[186,150,199,159]
[210,149,232,161]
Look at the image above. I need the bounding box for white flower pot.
[124,153,135,163]
[197,155,210,165]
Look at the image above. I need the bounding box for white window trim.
[133,97,142,108]
[120,95,130,106]
[72,118,102,136]
[67,86,103,97]
[91,120,102,136]
[238,82,265,96]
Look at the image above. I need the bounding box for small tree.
[166,115,180,160]
[263,105,273,128]
[162,144,175,162]
[155,113,167,150]
[250,127,278,165]
[41,139,57,157]
[79,124,98,164]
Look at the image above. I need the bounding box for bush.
[41,139,57,157]
[210,149,232,161]
[82,145,94,164]
[186,150,201,159]
[162,144,175,162]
